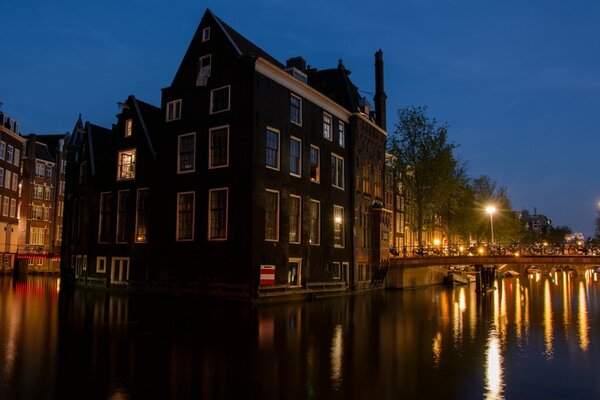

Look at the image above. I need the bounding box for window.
[177,192,194,241]
[338,122,345,147]
[166,99,182,121]
[30,227,45,245]
[12,174,18,192]
[117,149,136,180]
[33,184,43,199]
[290,93,302,125]
[35,162,44,177]
[210,85,230,113]
[196,55,212,86]
[96,257,107,273]
[32,204,42,220]
[43,206,49,221]
[125,119,132,137]
[288,258,301,286]
[289,136,301,177]
[135,189,150,243]
[2,197,8,217]
[6,145,13,164]
[98,192,112,243]
[0,168,4,188]
[323,113,332,140]
[265,190,279,241]
[208,188,228,240]
[332,262,341,279]
[45,165,52,179]
[374,167,382,198]
[4,170,10,189]
[111,257,130,284]
[13,148,20,166]
[310,146,320,183]
[362,164,370,193]
[209,126,229,168]
[0,142,5,159]
[202,26,210,41]
[333,205,345,248]
[9,199,16,218]
[331,154,345,189]
[177,133,196,173]
[116,190,130,243]
[289,195,301,244]
[309,200,320,245]
[265,127,280,170]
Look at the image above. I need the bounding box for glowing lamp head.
[433,239,440,246]
[486,206,496,215]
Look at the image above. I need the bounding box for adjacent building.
[61,9,389,300]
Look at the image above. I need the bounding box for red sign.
[260,265,276,285]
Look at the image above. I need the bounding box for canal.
[2,268,600,399]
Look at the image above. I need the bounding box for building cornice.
[354,112,387,137]
[255,57,351,123]
[0,127,26,143]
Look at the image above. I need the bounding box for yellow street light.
[486,206,496,244]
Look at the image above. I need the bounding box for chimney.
[286,57,307,72]
[374,49,387,130]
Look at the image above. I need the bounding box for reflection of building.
[18,134,67,273]
[0,112,25,273]
[61,9,388,299]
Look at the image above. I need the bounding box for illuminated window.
[310,146,320,183]
[333,205,344,248]
[135,189,150,243]
[117,149,136,180]
[125,119,132,137]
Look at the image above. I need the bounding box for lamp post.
[486,206,496,244]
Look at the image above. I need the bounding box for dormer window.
[285,67,307,84]
[125,119,132,137]
[196,55,212,86]
[202,27,210,42]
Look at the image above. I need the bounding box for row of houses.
[0,112,66,274]
[58,9,412,300]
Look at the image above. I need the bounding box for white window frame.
[289,194,301,244]
[331,153,345,190]
[210,85,231,114]
[176,191,195,241]
[332,262,341,279]
[110,257,130,284]
[4,170,10,189]
[117,149,136,181]
[333,205,345,248]
[265,189,280,242]
[288,257,302,287]
[6,145,13,164]
[289,136,302,178]
[208,187,228,241]
[96,256,107,273]
[338,121,345,147]
[9,199,16,218]
[310,145,320,183]
[323,112,332,140]
[196,54,212,87]
[166,99,182,122]
[265,127,280,171]
[202,26,210,41]
[125,119,132,137]
[177,132,196,174]
[290,93,302,126]
[13,148,20,166]
[208,125,229,169]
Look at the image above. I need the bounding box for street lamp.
[486,206,496,244]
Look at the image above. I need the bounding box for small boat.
[444,272,470,285]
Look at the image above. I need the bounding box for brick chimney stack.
[374,49,387,131]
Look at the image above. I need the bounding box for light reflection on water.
[2,267,600,399]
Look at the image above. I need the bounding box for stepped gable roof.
[308,60,362,113]
[210,10,285,69]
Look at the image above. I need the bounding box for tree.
[546,225,572,244]
[388,106,462,245]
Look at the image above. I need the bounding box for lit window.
[310,146,320,183]
[290,94,302,125]
[265,127,280,170]
[177,133,196,173]
[265,190,279,241]
[9,199,16,218]
[333,205,344,248]
[331,153,345,189]
[2,197,8,216]
[289,195,301,244]
[196,55,212,86]
[116,190,130,243]
[125,119,132,137]
[208,188,228,240]
[209,126,229,168]
[309,200,320,245]
[135,189,150,243]
[35,162,44,177]
[117,149,136,180]
[176,192,194,241]
[338,122,345,147]
[210,86,230,114]
[30,227,45,245]
[289,136,301,177]
[166,99,182,121]
[323,113,332,140]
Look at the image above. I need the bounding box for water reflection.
[3,269,600,399]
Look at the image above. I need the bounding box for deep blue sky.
[2,0,599,236]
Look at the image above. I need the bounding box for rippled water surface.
[2,268,600,399]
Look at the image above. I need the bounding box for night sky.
[2,0,599,236]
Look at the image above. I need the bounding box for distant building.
[0,112,25,273]
[61,9,389,299]
[519,209,552,240]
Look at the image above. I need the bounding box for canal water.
[2,268,600,400]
